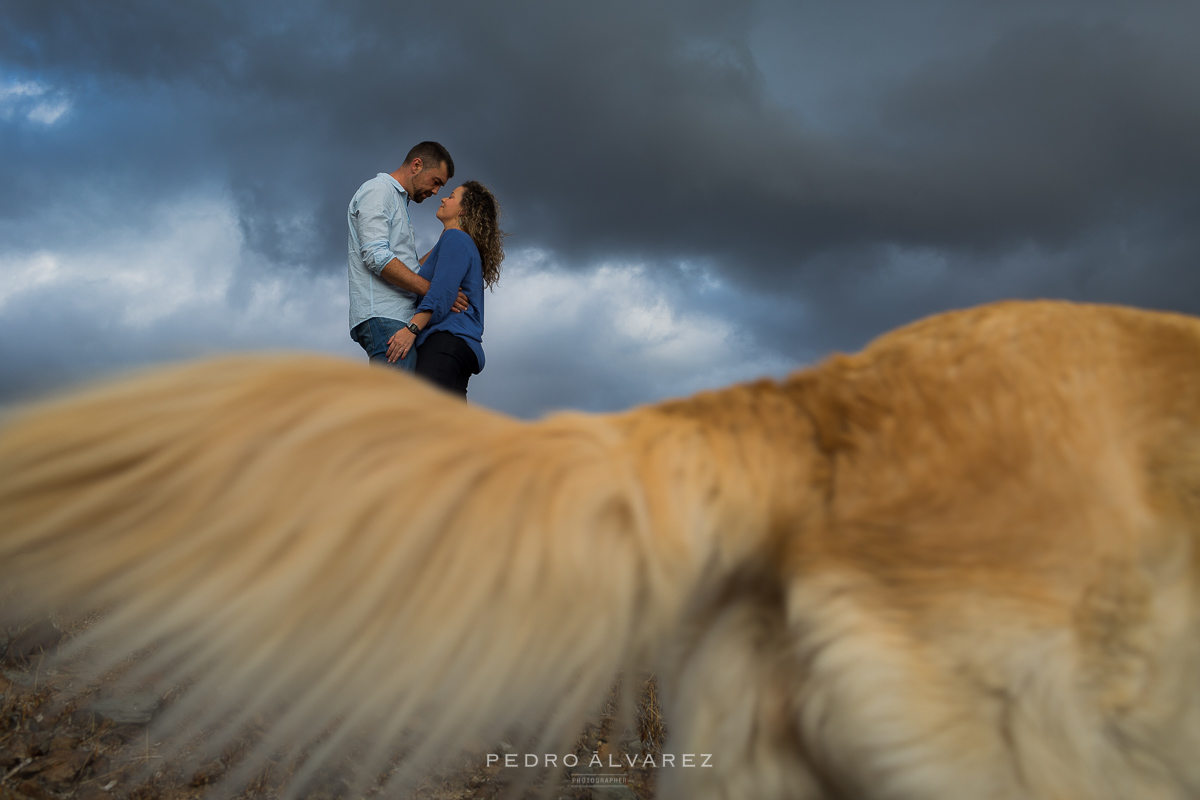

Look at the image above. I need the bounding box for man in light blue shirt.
[348,141,465,371]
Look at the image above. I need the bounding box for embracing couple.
[347,141,504,400]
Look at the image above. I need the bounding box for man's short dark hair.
[404,141,454,179]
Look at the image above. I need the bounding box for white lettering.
[525,754,538,767]
[589,752,602,768]
[625,754,637,768]
[662,754,675,767]
[564,754,578,768]
[683,754,694,767]
[545,754,558,768]
[701,753,713,767]
[487,754,498,766]
[505,754,517,768]
[609,753,621,768]
[642,754,657,768]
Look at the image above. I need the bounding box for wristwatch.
[405,322,420,335]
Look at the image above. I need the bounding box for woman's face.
[436,185,466,224]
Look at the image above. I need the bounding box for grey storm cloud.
[2,0,1200,413]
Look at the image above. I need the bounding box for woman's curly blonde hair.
[457,181,506,289]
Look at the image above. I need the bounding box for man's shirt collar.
[379,172,410,205]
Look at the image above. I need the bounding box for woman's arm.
[386,233,478,362]
[414,233,475,323]
[386,311,432,363]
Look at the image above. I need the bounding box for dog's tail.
[0,355,817,790]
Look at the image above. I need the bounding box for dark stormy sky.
[2,1,1198,417]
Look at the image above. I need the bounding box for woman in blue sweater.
[385,181,505,399]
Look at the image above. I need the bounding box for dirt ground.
[1,620,665,800]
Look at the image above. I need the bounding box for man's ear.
[409,158,423,174]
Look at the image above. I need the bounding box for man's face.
[409,159,450,203]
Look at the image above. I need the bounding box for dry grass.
[1,619,666,800]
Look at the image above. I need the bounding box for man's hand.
[452,290,469,313]
[387,328,417,363]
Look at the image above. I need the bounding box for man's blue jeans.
[350,317,417,372]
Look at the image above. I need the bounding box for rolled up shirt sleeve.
[361,242,397,275]
[350,186,416,276]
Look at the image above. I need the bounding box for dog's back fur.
[3,300,1200,799]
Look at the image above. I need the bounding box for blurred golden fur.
[3,300,1200,798]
